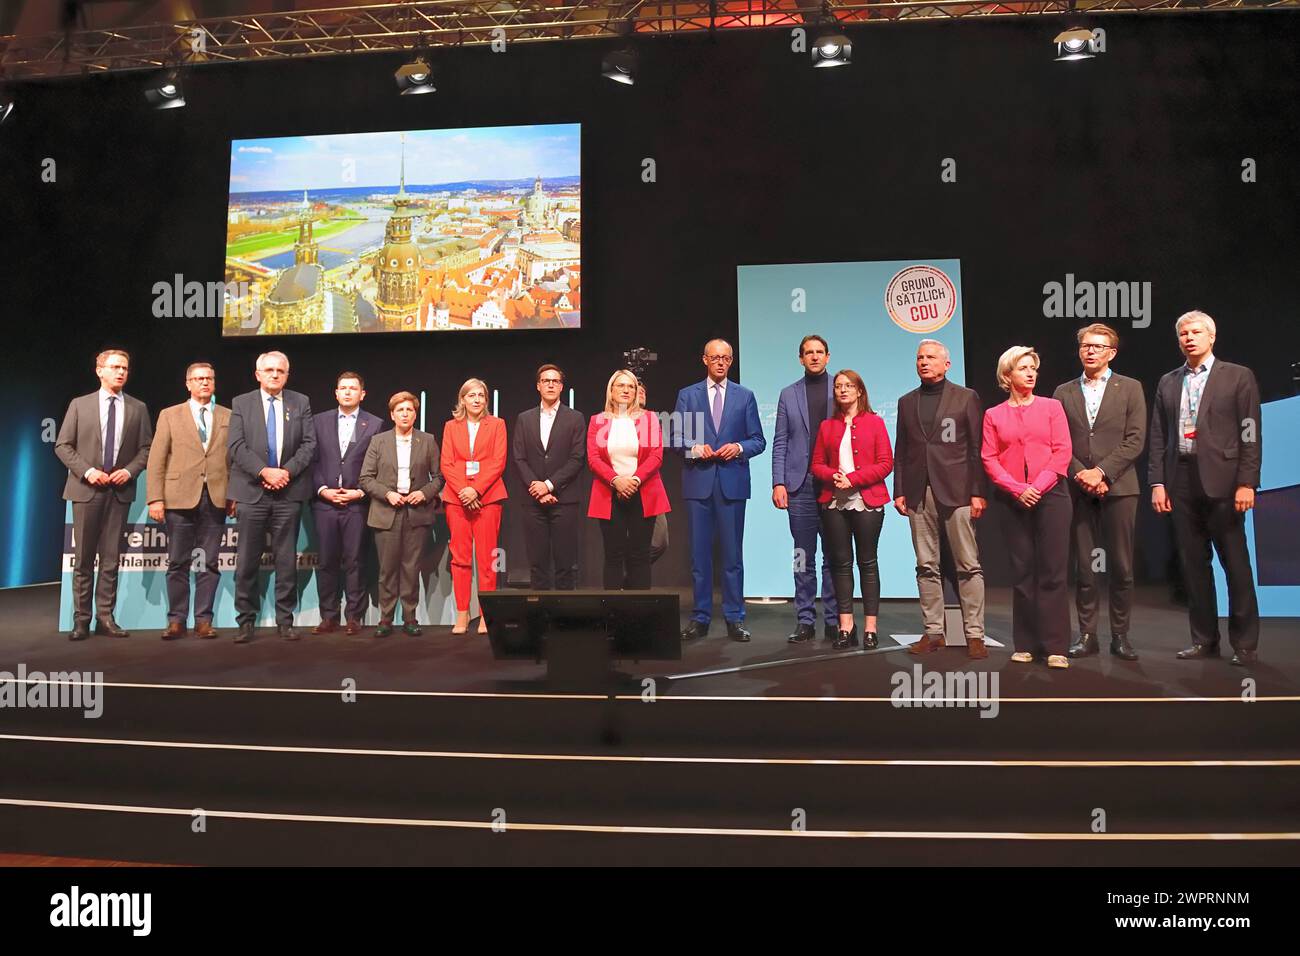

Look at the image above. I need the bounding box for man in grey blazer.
[227,350,316,643]
[360,391,443,637]
[1053,324,1148,661]
[55,349,153,640]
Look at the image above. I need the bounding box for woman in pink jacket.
[811,370,893,650]
[981,346,1073,668]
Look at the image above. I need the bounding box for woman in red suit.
[981,345,1073,668]
[440,378,507,634]
[587,369,671,589]
[811,370,893,650]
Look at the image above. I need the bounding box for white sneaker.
[1010,651,1034,663]
[1046,654,1070,669]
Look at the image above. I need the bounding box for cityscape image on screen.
[222,123,581,336]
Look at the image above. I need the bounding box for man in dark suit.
[772,335,838,643]
[227,350,317,643]
[1150,311,1262,666]
[1053,324,1148,661]
[512,363,587,589]
[892,339,988,659]
[55,349,153,641]
[675,339,767,643]
[310,371,384,635]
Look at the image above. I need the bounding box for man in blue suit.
[311,371,385,636]
[227,350,317,643]
[675,339,766,642]
[772,334,837,644]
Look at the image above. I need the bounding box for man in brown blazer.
[146,362,232,640]
[54,349,153,641]
[359,392,443,637]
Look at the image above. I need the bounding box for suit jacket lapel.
[1092,375,1119,428]
[924,381,958,440]
[1197,362,1222,421]
[87,394,104,463]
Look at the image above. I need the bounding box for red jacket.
[812,413,894,507]
[587,411,671,519]
[440,416,508,506]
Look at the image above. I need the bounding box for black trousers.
[522,500,580,590]
[164,487,226,624]
[1170,457,1259,651]
[313,502,369,623]
[234,495,303,628]
[600,492,655,590]
[1070,490,1137,638]
[819,505,884,617]
[70,490,129,627]
[1002,482,1072,656]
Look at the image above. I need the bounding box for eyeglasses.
[539,378,563,385]
[1079,344,1114,353]
[705,355,733,363]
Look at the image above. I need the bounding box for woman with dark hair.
[811,370,893,650]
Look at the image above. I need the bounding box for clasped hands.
[258,466,291,492]
[1074,467,1109,498]
[85,467,131,488]
[320,487,365,506]
[385,489,428,508]
[456,485,482,511]
[691,443,742,462]
[528,480,559,506]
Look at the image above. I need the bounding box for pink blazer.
[587,411,671,519]
[811,413,894,508]
[981,397,1072,497]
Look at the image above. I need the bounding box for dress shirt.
[1078,367,1112,430]
[395,432,413,494]
[539,402,559,492]
[93,388,126,475]
[261,389,285,467]
[337,409,358,457]
[467,419,481,456]
[1178,354,1216,456]
[189,397,215,452]
[607,416,640,479]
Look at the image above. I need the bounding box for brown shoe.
[966,637,988,660]
[312,619,339,634]
[345,620,363,636]
[161,621,187,641]
[909,633,944,656]
[194,620,218,639]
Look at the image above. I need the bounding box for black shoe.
[95,618,129,638]
[402,623,423,636]
[279,625,300,642]
[1068,633,1099,658]
[68,625,90,642]
[375,623,394,638]
[1230,650,1258,666]
[234,623,254,644]
[863,631,878,650]
[1110,634,1139,661]
[1177,643,1219,660]
[823,622,838,642]
[681,621,709,642]
[787,623,816,644]
[832,626,859,650]
[726,621,751,643]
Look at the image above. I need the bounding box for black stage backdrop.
[4,12,1298,589]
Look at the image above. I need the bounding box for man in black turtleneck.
[772,334,838,643]
[893,339,988,659]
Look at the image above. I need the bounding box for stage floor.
[3,582,1296,700]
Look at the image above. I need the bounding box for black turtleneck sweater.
[919,377,945,433]
[804,371,829,432]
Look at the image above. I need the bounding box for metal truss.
[1,0,1294,80]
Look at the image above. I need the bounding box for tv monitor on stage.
[479,590,681,662]
[222,123,581,336]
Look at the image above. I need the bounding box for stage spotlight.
[395,56,436,95]
[811,32,852,68]
[601,48,638,85]
[1054,27,1103,62]
[144,69,186,109]
[0,93,12,126]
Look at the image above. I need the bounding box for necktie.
[711,383,723,432]
[266,396,279,468]
[198,406,209,446]
[103,396,117,472]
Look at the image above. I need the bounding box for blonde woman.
[440,378,507,634]
[587,370,671,589]
[981,346,1072,668]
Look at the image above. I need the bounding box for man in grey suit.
[55,349,153,640]
[1053,324,1148,661]
[227,350,316,643]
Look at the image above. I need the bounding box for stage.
[1,583,1297,866]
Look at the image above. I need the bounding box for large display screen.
[222,123,581,336]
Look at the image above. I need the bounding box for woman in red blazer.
[587,369,671,589]
[811,369,894,650]
[440,378,508,634]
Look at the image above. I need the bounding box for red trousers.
[444,501,502,611]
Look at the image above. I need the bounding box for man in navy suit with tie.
[772,335,837,643]
[227,350,317,643]
[310,371,384,636]
[675,339,767,642]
